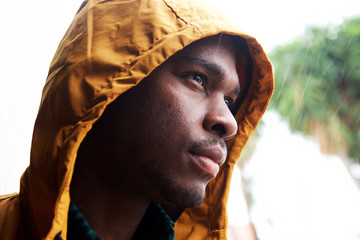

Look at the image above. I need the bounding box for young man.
[0,0,273,239]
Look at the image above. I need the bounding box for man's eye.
[191,74,206,86]
[224,98,233,107]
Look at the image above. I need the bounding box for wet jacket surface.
[0,0,274,239]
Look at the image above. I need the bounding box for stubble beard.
[141,160,206,208]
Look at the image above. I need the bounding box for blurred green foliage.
[269,16,360,163]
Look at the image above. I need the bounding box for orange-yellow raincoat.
[0,0,273,239]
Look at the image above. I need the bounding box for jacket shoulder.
[0,193,32,240]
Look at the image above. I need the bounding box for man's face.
[101,35,240,208]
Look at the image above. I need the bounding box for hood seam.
[162,0,202,35]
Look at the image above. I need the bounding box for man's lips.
[188,145,227,177]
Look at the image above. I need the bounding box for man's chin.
[172,186,206,208]
[157,181,206,209]
[143,166,208,208]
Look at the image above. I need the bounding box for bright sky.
[206,0,360,52]
[244,111,360,240]
[0,0,84,194]
[0,0,360,239]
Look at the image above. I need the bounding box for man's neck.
[70,159,150,240]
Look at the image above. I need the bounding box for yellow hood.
[0,0,273,239]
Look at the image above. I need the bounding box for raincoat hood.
[0,0,273,239]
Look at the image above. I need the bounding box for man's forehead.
[169,35,240,69]
[172,54,225,79]
[183,34,235,52]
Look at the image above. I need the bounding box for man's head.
[74,34,242,208]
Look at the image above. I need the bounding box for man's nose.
[203,98,238,140]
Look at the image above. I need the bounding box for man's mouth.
[188,144,226,177]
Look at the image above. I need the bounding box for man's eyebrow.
[174,54,225,80]
[174,54,241,98]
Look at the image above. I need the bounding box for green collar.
[67,200,175,240]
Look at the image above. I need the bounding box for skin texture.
[70,34,240,239]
